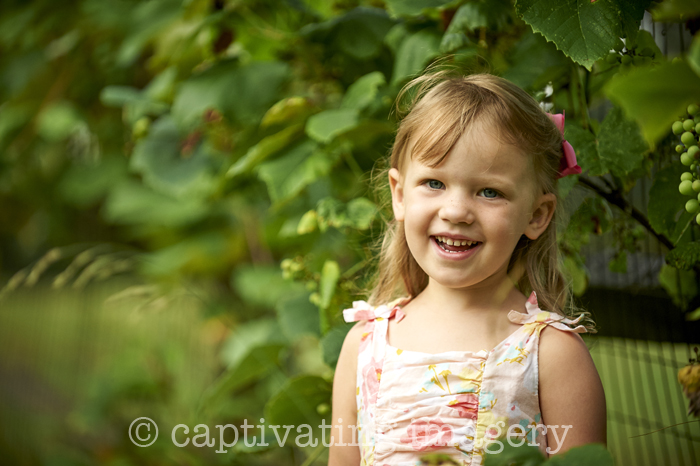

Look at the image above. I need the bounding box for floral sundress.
[342,291,588,466]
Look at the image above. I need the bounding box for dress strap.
[342,297,411,360]
[507,291,588,334]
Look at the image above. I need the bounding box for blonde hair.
[363,69,596,332]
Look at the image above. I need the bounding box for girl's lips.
[431,236,481,260]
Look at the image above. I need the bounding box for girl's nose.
[439,197,476,224]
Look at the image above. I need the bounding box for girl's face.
[389,120,557,291]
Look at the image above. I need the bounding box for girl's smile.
[389,119,556,292]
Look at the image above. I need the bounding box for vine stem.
[628,419,699,438]
[576,175,675,250]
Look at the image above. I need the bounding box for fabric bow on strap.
[343,298,409,323]
[547,111,582,179]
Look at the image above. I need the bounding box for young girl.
[329,71,607,466]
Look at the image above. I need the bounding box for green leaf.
[341,72,386,111]
[130,117,215,199]
[306,109,360,143]
[319,260,340,310]
[658,264,697,308]
[58,156,128,207]
[36,101,82,142]
[257,141,340,204]
[276,292,321,339]
[346,197,378,230]
[688,34,700,78]
[226,124,304,178]
[685,307,700,321]
[666,242,700,271]
[231,264,303,309]
[648,164,693,241]
[102,180,208,228]
[563,124,605,176]
[502,30,570,91]
[651,0,700,21]
[546,443,614,466]
[264,375,331,436]
[616,0,653,48]
[392,29,441,85]
[201,344,284,410]
[297,210,318,235]
[482,440,546,465]
[515,0,623,70]
[220,318,286,368]
[321,323,353,367]
[171,60,289,129]
[301,7,394,60]
[563,255,588,296]
[597,106,648,177]
[384,0,453,16]
[605,61,700,147]
[608,250,628,274]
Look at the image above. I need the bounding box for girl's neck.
[416,275,525,318]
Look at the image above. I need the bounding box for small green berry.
[693,180,700,192]
[687,199,700,213]
[684,119,696,132]
[696,123,700,134]
[680,180,694,195]
[673,121,685,135]
[696,212,700,224]
[621,54,632,65]
[682,172,694,181]
[681,153,693,165]
[690,146,700,159]
[682,131,696,146]
[677,144,685,153]
[689,103,700,116]
[672,56,683,64]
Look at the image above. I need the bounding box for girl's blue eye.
[426,180,444,190]
[481,188,500,198]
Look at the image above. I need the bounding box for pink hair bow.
[547,112,582,179]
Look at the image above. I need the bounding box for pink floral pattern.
[343,291,589,466]
[400,418,453,451]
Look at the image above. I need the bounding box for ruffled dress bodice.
[342,291,587,466]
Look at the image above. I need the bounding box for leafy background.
[1,0,700,465]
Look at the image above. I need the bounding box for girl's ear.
[388,168,405,222]
[524,192,556,240]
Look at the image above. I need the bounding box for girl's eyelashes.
[421,180,503,198]
[425,179,444,190]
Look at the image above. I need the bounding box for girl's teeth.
[436,236,476,247]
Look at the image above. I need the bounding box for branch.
[576,175,675,250]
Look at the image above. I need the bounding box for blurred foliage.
[1,0,700,464]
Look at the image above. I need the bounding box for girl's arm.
[538,326,607,456]
[329,322,364,466]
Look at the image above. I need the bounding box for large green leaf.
[648,163,693,241]
[502,30,570,91]
[300,7,394,60]
[276,292,321,339]
[562,108,648,177]
[231,264,303,309]
[597,106,649,177]
[666,242,700,271]
[171,60,289,128]
[102,180,208,228]
[201,344,284,410]
[264,375,331,434]
[257,140,341,204]
[321,323,353,367]
[515,0,623,70]
[306,109,360,143]
[341,72,386,111]
[658,264,697,308]
[226,124,304,178]
[605,61,700,147]
[385,0,453,16]
[392,29,441,84]
[130,117,215,199]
